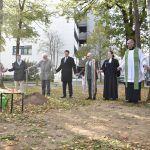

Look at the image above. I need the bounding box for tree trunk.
[0,0,5,89]
[16,19,22,60]
[56,49,59,68]
[16,0,26,60]
[0,0,3,51]
[133,0,141,48]
[117,2,135,42]
[99,51,102,82]
[147,0,150,102]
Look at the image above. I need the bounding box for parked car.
[118,75,124,84]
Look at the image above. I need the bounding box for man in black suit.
[56,50,77,98]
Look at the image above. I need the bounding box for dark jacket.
[9,60,27,81]
[101,58,120,77]
[56,56,77,82]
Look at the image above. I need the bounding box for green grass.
[59,136,133,150]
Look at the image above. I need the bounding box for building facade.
[74,12,96,53]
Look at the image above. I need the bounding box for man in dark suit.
[56,50,77,98]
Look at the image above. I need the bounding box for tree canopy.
[58,0,148,57]
[1,0,53,56]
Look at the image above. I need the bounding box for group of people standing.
[0,38,149,103]
[82,39,148,104]
[90,39,148,104]
[57,39,148,104]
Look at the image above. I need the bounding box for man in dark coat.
[56,50,77,98]
[8,54,27,93]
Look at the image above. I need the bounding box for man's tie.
[64,57,68,63]
[18,61,21,66]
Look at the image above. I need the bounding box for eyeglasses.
[87,56,90,57]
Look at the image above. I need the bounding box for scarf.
[125,47,139,89]
[84,59,96,97]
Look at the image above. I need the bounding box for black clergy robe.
[101,58,119,100]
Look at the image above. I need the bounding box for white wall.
[0,15,76,79]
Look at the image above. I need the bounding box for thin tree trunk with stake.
[16,0,26,60]
[0,0,5,88]
[0,0,3,53]
[147,0,150,102]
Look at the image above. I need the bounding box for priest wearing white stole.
[119,39,147,103]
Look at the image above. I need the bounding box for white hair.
[87,52,93,57]
[42,53,48,57]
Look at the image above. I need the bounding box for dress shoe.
[86,97,92,100]
[60,96,66,98]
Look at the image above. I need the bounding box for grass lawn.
[0,83,150,150]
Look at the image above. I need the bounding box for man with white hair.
[82,52,98,100]
[28,53,53,96]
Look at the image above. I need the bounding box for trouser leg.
[68,81,73,97]
[125,82,141,103]
[20,81,24,93]
[41,80,46,96]
[46,80,50,95]
[87,79,92,98]
[14,81,19,91]
[62,81,67,97]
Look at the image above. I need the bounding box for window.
[13,45,32,55]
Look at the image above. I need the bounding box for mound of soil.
[22,92,48,105]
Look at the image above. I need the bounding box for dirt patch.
[0,86,150,149]
[1,102,150,149]
[21,92,48,105]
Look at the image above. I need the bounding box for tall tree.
[147,0,150,102]
[57,0,148,56]
[133,0,141,47]
[0,0,4,52]
[87,23,109,81]
[0,0,3,44]
[0,0,5,88]
[3,0,52,59]
[39,31,64,68]
[16,0,26,58]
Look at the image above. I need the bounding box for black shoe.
[92,97,96,100]
[86,97,92,100]
[69,96,73,98]
[104,98,110,100]
[60,96,66,98]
